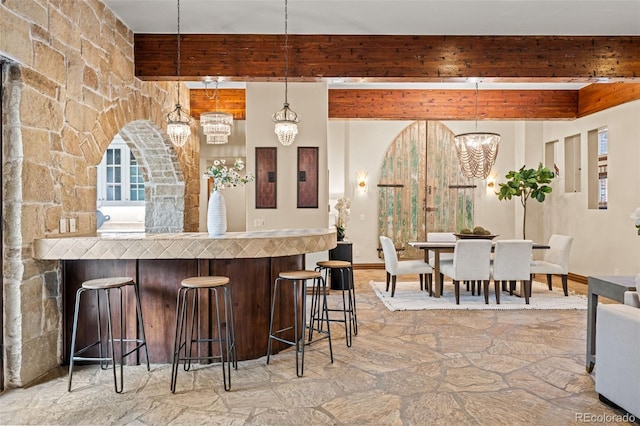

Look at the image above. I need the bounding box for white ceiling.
[103,0,640,35]
[103,0,640,89]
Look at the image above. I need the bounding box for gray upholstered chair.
[440,240,492,304]
[530,234,573,296]
[491,240,533,304]
[379,236,433,297]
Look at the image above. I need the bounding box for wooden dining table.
[409,240,550,298]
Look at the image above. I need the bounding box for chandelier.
[166,0,192,147]
[452,82,500,179]
[272,0,300,146]
[201,78,233,144]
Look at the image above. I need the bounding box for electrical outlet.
[69,218,77,233]
[254,219,265,228]
[360,214,365,221]
[59,219,68,233]
[355,250,360,257]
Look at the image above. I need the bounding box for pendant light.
[272,0,300,146]
[166,0,192,147]
[452,82,500,179]
[201,78,233,144]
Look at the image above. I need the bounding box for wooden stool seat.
[279,270,321,280]
[181,276,230,288]
[316,260,352,269]
[82,277,133,290]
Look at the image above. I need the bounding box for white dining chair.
[491,240,533,304]
[426,232,457,296]
[379,236,433,297]
[426,232,456,267]
[530,234,573,296]
[440,240,492,304]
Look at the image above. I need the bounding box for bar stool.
[68,277,149,393]
[266,270,333,377]
[314,260,358,347]
[170,276,237,392]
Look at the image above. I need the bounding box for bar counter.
[33,229,336,363]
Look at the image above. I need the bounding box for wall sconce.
[486,171,498,194]
[356,171,368,193]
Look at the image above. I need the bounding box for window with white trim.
[588,126,608,210]
[97,137,145,206]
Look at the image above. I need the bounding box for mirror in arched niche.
[96,120,185,233]
[378,121,474,259]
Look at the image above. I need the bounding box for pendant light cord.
[474,82,479,131]
[284,0,289,104]
[176,0,182,103]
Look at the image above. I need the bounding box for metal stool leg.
[170,287,189,393]
[68,287,84,391]
[132,282,150,370]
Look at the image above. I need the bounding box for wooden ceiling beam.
[135,34,640,82]
[190,84,640,120]
[578,83,640,117]
[328,89,578,120]
[190,89,246,119]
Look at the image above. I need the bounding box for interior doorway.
[378,121,474,259]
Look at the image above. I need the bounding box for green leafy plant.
[496,163,555,239]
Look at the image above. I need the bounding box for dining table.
[409,240,550,298]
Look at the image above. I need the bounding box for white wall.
[245,82,330,268]
[538,100,640,276]
[200,85,640,278]
[332,100,640,277]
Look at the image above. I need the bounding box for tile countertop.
[33,229,337,260]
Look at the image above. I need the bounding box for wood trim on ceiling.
[135,34,640,82]
[189,84,640,120]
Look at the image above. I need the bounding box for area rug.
[369,280,588,311]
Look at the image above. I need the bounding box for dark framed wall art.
[255,147,277,208]
[297,146,319,208]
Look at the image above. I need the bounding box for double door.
[377,121,474,259]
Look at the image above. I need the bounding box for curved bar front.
[33,229,337,363]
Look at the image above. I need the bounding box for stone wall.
[1,0,200,386]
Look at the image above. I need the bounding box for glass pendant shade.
[272,102,299,146]
[166,103,192,147]
[272,0,300,146]
[452,132,500,179]
[452,82,500,179]
[166,0,192,147]
[201,111,233,144]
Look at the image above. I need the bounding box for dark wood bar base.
[62,255,304,364]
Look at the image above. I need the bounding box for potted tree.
[496,163,555,239]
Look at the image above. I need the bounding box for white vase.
[207,190,227,236]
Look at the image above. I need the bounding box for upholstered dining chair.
[440,240,492,304]
[426,232,457,296]
[426,232,457,267]
[530,234,573,296]
[491,240,533,304]
[379,236,433,297]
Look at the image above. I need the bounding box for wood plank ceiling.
[134,35,640,120]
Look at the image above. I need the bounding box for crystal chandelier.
[452,83,500,179]
[166,0,192,147]
[272,0,300,146]
[201,78,233,144]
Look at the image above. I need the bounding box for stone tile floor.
[0,270,630,425]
